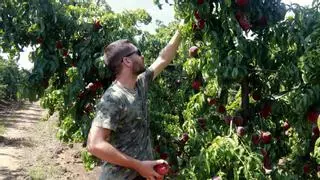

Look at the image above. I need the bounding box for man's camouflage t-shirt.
[92,68,154,180]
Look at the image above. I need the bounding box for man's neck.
[115,75,137,90]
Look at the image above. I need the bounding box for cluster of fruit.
[234,0,269,32]
[190,0,269,33]
[77,81,103,113]
[192,0,206,31]
[35,20,102,61]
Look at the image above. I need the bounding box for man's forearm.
[159,30,182,62]
[89,141,140,170]
[150,30,182,79]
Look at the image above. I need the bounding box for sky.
[2,0,314,70]
[106,0,175,33]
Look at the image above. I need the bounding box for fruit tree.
[150,0,320,179]
[1,0,320,178]
[0,0,151,146]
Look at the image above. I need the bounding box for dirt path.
[0,101,100,180]
[0,101,36,179]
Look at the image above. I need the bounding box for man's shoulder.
[101,84,127,103]
[138,67,154,79]
[137,67,154,87]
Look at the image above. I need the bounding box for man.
[87,28,182,180]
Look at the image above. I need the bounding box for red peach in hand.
[154,163,169,175]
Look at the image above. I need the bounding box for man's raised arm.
[149,29,182,80]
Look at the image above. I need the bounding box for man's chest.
[117,91,148,128]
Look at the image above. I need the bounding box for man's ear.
[122,57,131,67]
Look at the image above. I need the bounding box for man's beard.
[133,62,146,75]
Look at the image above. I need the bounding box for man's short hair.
[104,39,133,76]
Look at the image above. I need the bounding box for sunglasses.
[124,49,142,57]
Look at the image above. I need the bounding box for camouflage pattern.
[92,68,154,180]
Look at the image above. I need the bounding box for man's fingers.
[153,171,162,179]
[155,175,164,180]
[155,159,168,165]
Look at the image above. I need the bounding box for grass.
[0,121,5,135]
[40,112,50,121]
[28,165,62,180]
[28,166,47,180]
